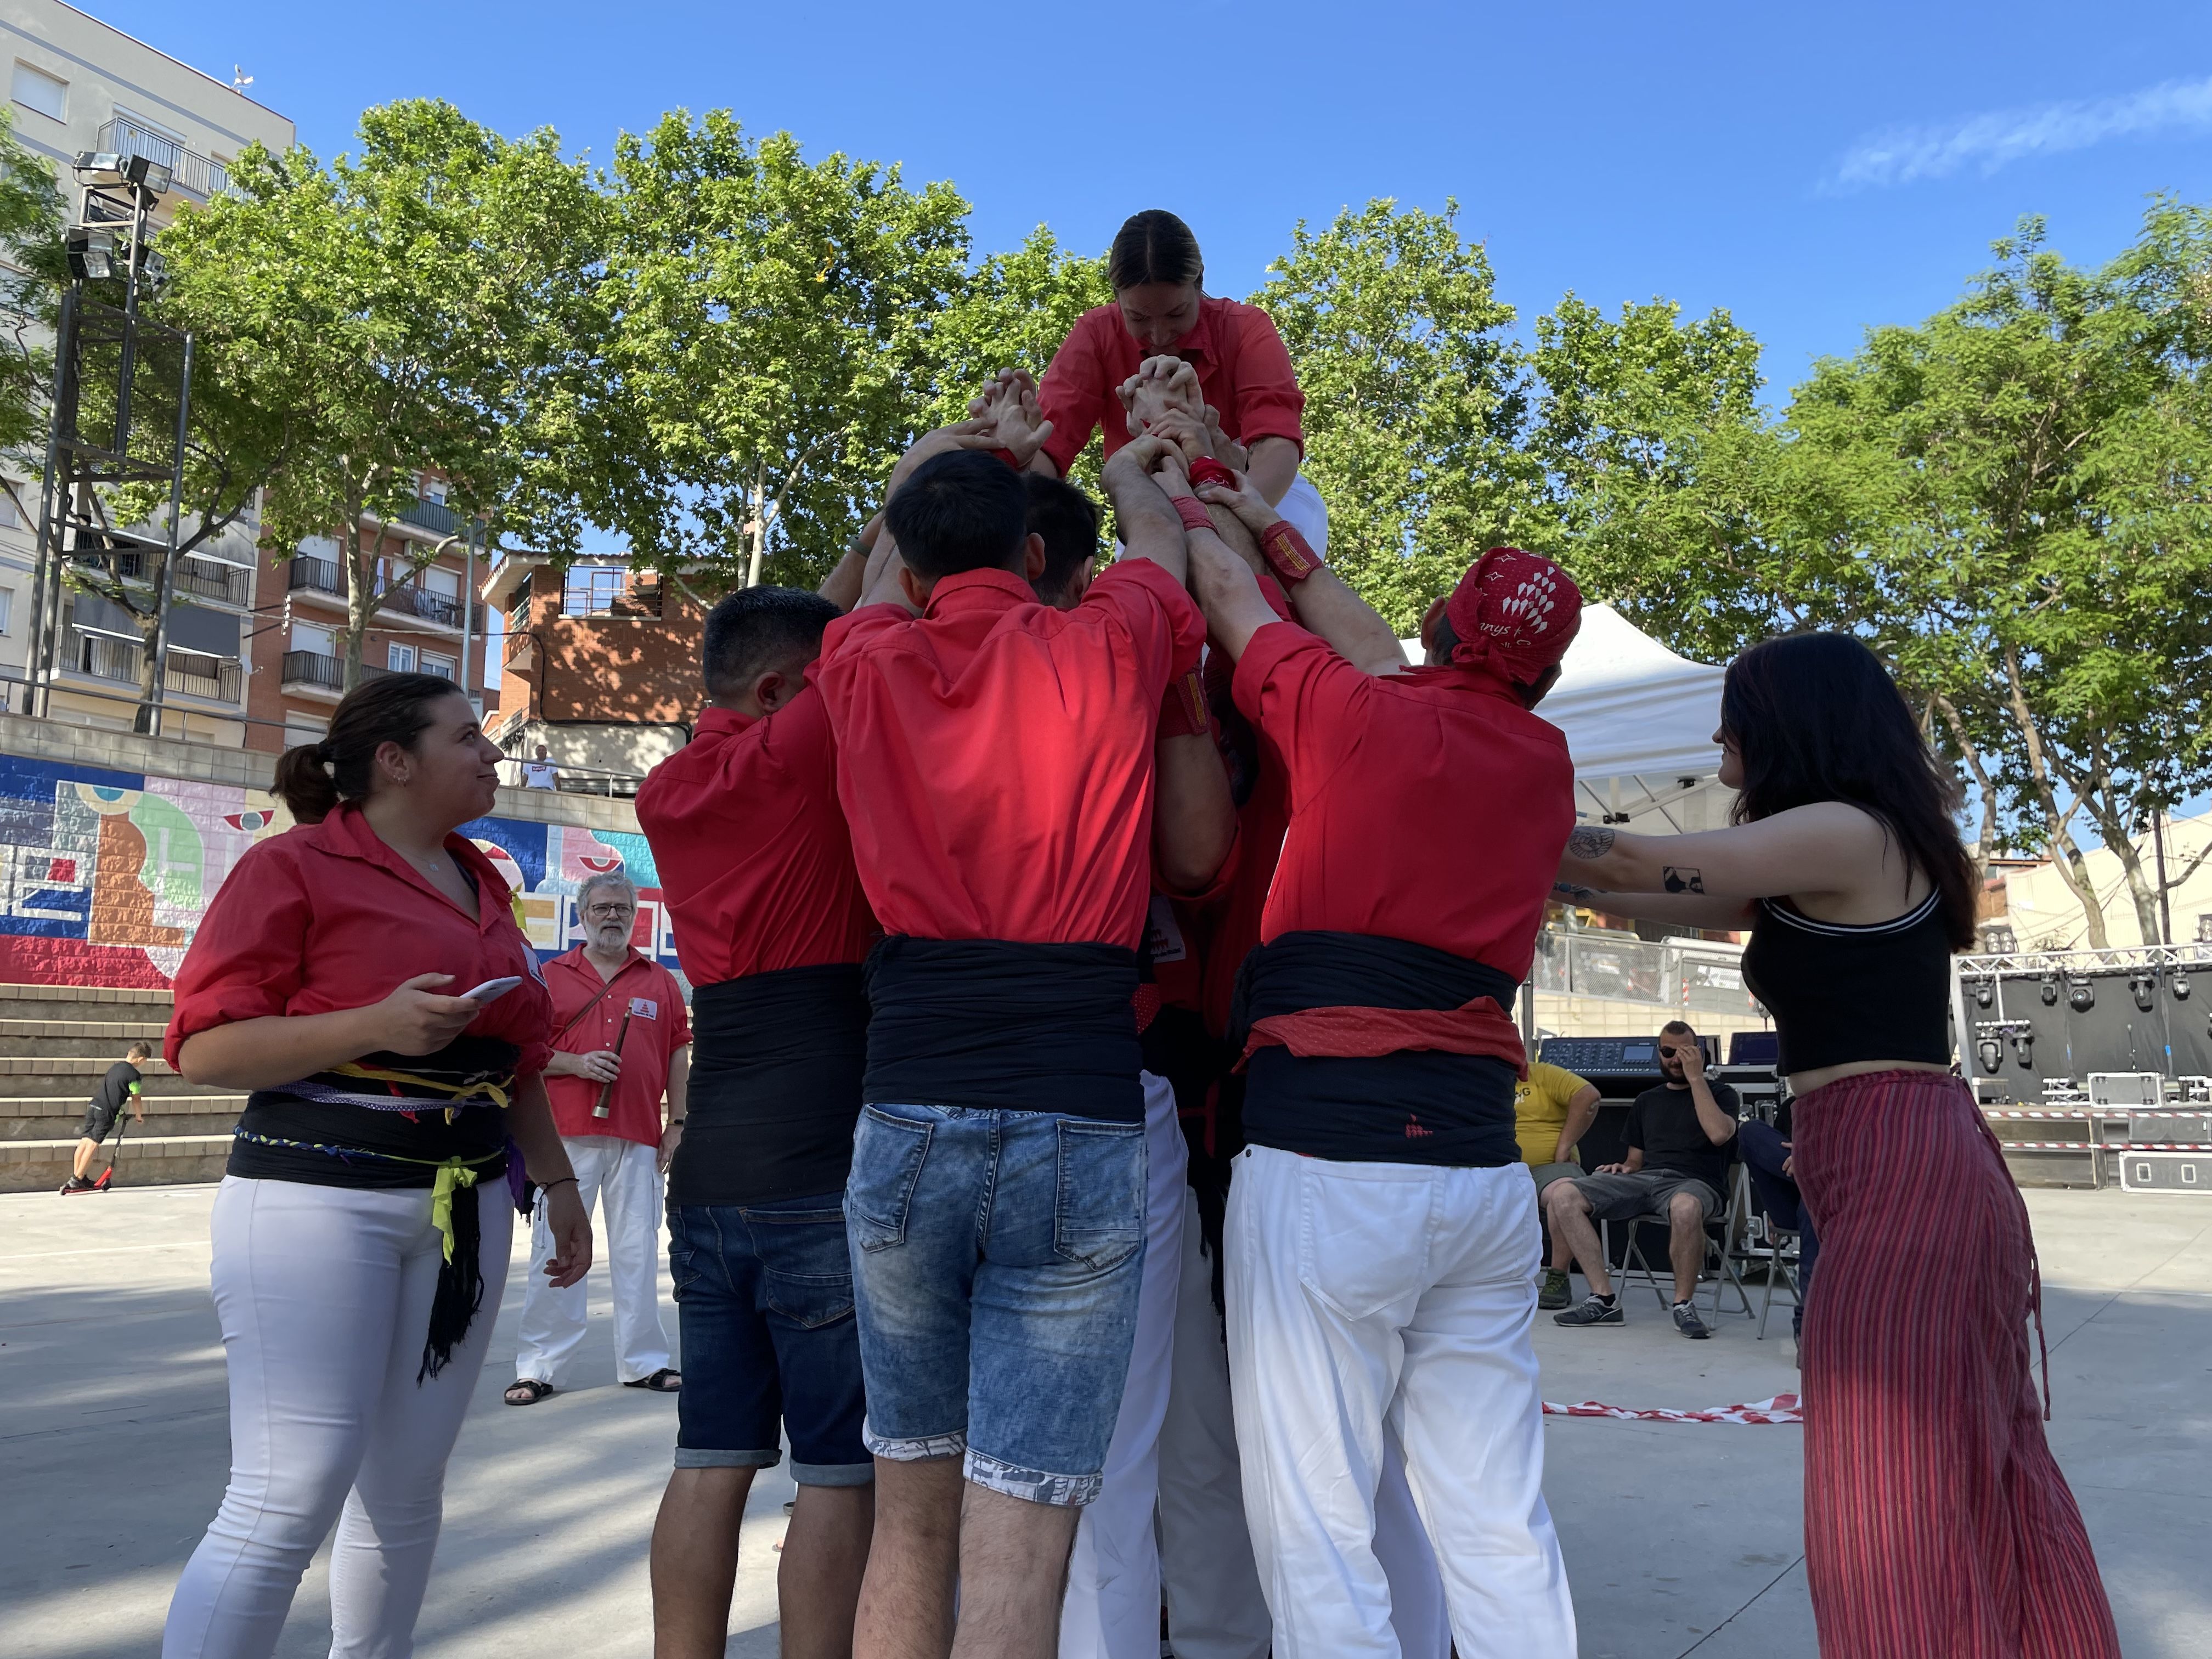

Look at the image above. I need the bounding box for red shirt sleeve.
[1079,558,1207,697]
[1037,309,1113,478]
[164,840,314,1068]
[822,601,910,667]
[664,972,693,1052]
[1228,307,1305,456]
[1231,620,1371,810]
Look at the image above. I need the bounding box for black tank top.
[1739,888,1953,1075]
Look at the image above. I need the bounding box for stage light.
[2040,972,2060,1007]
[2130,972,2155,1012]
[1976,1037,2002,1073]
[2175,974,2193,1002]
[1973,976,1995,1009]
[2068,977,2095,1013]
[2012,1030,2035,1068]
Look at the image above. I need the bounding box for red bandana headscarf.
[1441,548,1582,684]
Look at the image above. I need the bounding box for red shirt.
[1037,297,1305,479]
[635,692,876,985]
[542,946,691,1146]
[165,803,553,1076]
[1233,623,1575,980]
[816,560,1206,947]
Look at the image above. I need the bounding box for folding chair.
[1599,1165,1754,1321]
[1736,1164,1804,1340]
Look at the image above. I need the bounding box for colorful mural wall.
[0,753,682,990]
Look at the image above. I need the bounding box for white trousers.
[1155,1186,1274,1659]
[515,1134,670,1387]
[1059,1070,1187,1659]
[164,1175,514,1659]
[1225,1146,1576,1659]
[1276,472,1331,558]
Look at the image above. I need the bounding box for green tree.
[0,106,63,487]
[1256,199,1540,633]
[150,99,607,688]
[595,112,970,590]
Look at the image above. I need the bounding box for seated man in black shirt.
[1545,1021,1739,1339]
[61,1042,148,1194]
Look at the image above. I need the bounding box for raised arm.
[1153,714,1237,895]
[1195,471,1405,675]
[819,512,883,612]
[1101,437,1190,588]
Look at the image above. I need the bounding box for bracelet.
[541,1175,578,1192]
[1259,518,1321,586]
[1171,495,1213,533]
[1157,668,1210,738]
[1187,456,1235,490]
[994,447,1025,472]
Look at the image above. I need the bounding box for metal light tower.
[21,150,195,733]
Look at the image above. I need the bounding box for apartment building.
[482,552,702,789]
[1,0,292,741]
[242,481,489,755]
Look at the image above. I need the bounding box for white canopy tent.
[1398,603,1731,833]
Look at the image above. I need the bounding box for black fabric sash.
[1232,930,1522,1167]
[675,963,870,1207]
[862,935,1143,1123]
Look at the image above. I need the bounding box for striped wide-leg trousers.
[1793,1070,2119,1659]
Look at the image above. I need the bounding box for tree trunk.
[1999,645,2108,947]
[131,619,161,735]
[744,459,767,589]
[1931,694,1996,894]
[342,501,373,691]
[2081,795,2165,947]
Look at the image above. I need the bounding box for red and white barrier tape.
[1543,1393,1803,1424]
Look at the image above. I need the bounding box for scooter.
[63,1111,128,1195]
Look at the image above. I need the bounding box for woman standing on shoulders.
[161,674,592,1659]
[1555,633,2118,1659]
[1019,208,1327,538]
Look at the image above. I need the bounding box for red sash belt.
[1238,995,1528,1079]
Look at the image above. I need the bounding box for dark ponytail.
[1108,210,1203,292]
[272,672,467,823]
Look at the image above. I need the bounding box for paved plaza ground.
[3,1182,2208,1658]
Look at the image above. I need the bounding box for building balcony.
[287,554,462,632]
[68,549,252,608]
[279,650,391,703]
[99,116,229,201]
[70,629,242,703]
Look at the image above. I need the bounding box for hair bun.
[312,742,334,764]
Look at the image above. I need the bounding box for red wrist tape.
[994,447,1024,472]
[1158,668,1210,738]
[1187,456,1235,490]
[1260,518,1322,585]
[1172,495,1214,533]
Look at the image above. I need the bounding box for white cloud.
[1835,74,2212,189]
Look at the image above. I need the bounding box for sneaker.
[1537,1268,1572,1311]
[1672,1301,1712,1340]
[1554,1293,1623,1327]
[57,1175,95,1195]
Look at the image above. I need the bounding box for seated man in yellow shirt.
[1516,1060,1601,1310]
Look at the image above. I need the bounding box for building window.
[0,587,13,634]
[419,476,448,505]
[289,620,335,656]
[284,716,328,753]
[563,566,624,617]
[2199,915,2212,945]
[12,63,66,122]
[388,643,417,673]
[422,652,455,681]
[0,490,20,529]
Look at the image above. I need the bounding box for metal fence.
[74,631,241,702]
[98,115,228,199]
[1531,929,1756,1018]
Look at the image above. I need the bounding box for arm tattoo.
[1662,866,1706,894]
[1565,826,1615,861]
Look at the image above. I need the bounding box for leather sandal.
[504,1379,556,1406]
[623,1368,682,1393]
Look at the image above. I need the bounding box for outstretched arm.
[1557,805,1901,907]
[1195,472,1404,675]
[1153,720,1237,895]
[819,513,883,612]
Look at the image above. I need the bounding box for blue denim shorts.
[845,1103,1146,1506]
[666,1193,872,1486]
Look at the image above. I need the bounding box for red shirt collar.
[299,802,509,928]
[551,944,647,981]
[923,566,1035,618]
[1393,662,1527,704]
[693,704,761,738]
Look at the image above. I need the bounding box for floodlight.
[72,151,127,184]
[65,229,116,281]
[123,154,172,195]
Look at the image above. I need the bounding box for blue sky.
[99,0,2212,406]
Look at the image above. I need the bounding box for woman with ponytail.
[161,673,592,1659]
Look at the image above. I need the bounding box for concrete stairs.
[0,985,239,1192]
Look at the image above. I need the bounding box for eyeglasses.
[583,903,635,919]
